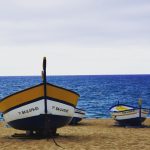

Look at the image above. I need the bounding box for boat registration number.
[52,106,69,113]
[18,107,39,115]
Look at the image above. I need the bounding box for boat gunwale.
[2,96,44,114]
[110,108,149,113]
[46,82,80,97]
[3,97,75,116]
[75,108,86,115]
[112,111,149,117]
[75,111,86,115]
[0,82,80,103]
[109,104,149,112]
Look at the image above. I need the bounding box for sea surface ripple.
[0,75,150,118]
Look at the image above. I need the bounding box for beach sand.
[1,119,150,150]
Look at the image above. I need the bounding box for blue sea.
[0,75,150,119]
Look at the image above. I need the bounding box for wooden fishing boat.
[0,58,80,136]
[69,108,85,125]
[109,101,149,126]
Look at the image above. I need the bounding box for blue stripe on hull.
[8,114,72,131]
[116,117,146,126]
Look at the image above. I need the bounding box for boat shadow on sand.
[1,131,91,149]
[1,122,90,141]
[0,134,91,149]
[112,123,150,128]
[69,122,90,126]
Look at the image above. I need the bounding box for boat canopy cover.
[110,105,133,112]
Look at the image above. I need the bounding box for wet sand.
[1,119,150,150]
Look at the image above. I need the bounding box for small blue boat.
[109,100,149,126]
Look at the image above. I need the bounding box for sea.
[0,75,150,119]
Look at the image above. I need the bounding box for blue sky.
[0,0,150,75]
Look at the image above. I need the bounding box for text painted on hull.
[18,107,39,115]
[52,106,69,113]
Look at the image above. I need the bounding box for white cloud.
[0,0,150,75]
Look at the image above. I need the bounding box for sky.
[0,0,150,76]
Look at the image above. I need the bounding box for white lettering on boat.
[18,107,39,115]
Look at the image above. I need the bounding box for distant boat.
[0,113,4,121]
[109,100,149,126]
[0,57,80,136]
[69,108,85,125]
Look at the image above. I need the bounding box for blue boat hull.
[8,114,72,131]
[115,117,146,126]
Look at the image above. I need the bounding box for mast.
[138,98,142,126]
[43,57,47,114]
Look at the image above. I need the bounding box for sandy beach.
[1,119,150,150]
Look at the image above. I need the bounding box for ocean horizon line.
[0,75,150,118]
[0,74,150,77]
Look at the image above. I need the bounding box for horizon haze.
[0,0,150,76]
